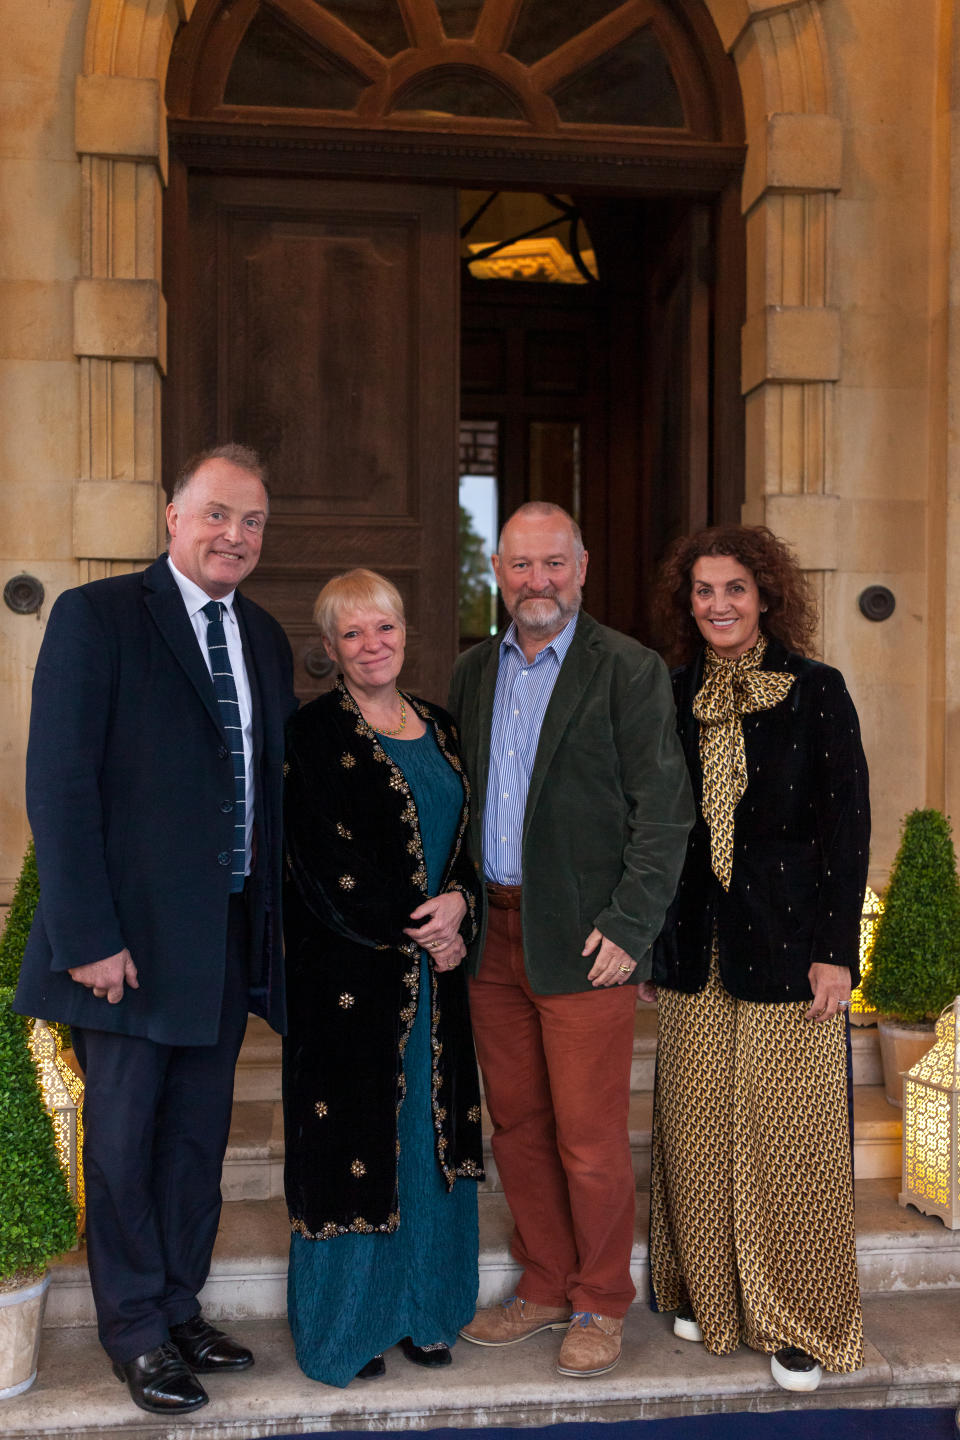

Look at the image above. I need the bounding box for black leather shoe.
[400,1336,452,1368]
[112,1342,209,1414]
[355,1354,386,1379]
[169,1315,254,1372]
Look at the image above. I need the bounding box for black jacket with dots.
[652,637,871,1003]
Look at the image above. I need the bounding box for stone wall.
[822,0,948,879]
[0,0,88,899]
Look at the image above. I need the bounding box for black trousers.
[71,895,249,1364]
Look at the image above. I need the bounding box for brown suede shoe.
[459,1295,571,1347]
[556,1312,623,1376]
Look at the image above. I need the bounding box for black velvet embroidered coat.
[282,683,485,1240]
[652,639,871,1003]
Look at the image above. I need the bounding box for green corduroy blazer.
[448,611,695,994]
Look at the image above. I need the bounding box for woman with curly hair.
[645,524,869,1393]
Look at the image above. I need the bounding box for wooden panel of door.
[164,174,459,702]
[640,202,711,616]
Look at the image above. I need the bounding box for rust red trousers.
[469,898,638,1316]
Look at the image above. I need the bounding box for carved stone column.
[717,2,840,647]
[72,1,197,581]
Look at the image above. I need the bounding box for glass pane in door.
[459,420,499,642]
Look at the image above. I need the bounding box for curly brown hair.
[653,524,818,666]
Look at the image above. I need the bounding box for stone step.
[233,1015,282,1102]
[220,1082,903,1204]
[236,1009,885,1104]
[15,1287,960,1438]
[45,1177,959,1332]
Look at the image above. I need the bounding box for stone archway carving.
[74,0,840,583]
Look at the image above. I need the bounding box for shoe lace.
[568,1311,602,1328]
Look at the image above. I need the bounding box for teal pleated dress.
[286,727,480,1386]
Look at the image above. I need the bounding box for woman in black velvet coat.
[282,569,484,1387]
[646,525,869,1395]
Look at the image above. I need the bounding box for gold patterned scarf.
[693,634,795,889]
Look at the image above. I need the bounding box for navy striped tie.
[202,600,246,894]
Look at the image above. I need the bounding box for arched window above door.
[168,0,734,143]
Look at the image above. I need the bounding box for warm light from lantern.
[850,885,884,1019]
[900,996,960,1228]
[29,1019,84,1227]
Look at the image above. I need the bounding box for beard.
[512,587,581,637]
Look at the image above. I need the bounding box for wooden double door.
[164,172,736,700]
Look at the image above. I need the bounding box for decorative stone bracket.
[711,0,823,53]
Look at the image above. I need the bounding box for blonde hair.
[313,569,406,642]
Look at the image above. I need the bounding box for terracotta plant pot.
[0,1271,50,1399]
[877,1019,937,1107]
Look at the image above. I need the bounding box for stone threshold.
[7,1290,960,1438]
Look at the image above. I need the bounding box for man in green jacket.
[449,502,693,1378]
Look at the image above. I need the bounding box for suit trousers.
[469,900,638,1316]
[71,894,250,1364]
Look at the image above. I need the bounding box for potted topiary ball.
[862,809,960,1106]
[0,986,77,1399]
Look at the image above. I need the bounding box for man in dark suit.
[449,502,693,1379]
[16,444,296,1414]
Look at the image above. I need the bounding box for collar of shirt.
[499,609,579,667]
[166,555,238,628]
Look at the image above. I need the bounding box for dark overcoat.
[15,555,296,1044]
[448,610,695,993]
[651,638,871,1003]
[282,684,485,1239]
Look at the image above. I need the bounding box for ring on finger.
[618,964,632,973]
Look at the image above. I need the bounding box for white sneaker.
[673,1305,703,1343]
[770,1347,823,1392]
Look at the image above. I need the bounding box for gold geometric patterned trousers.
[649,957,863,1373]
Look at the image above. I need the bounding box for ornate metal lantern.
[29,1019,84,1224]
[900,997,960,1228]
[850,884,884,1023]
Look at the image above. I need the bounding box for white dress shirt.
[167,557,255,877]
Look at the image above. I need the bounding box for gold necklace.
[373,693,407,737]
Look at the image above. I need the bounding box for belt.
[486,882,522,911]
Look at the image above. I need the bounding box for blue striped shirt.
[482,612,579,884]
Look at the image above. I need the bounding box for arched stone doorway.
[74,0,842,693]
[161,0,745,694]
